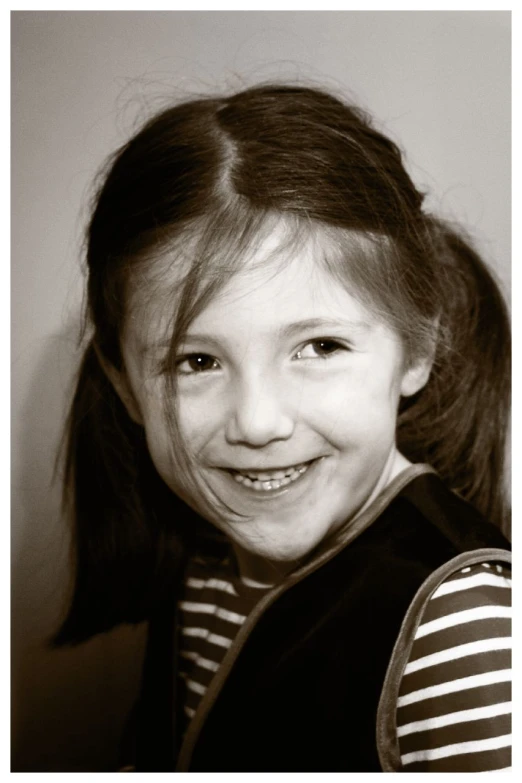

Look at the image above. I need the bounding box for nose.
[225,371,295,447]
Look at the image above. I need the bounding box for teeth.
[232,461,312,491]
[251,470,286,481]
[238,462,305,480]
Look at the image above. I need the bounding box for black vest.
[132,472,510,772]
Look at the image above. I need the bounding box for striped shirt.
[178,559,268,724]
[396,562,511,772]
[177,559,511,771]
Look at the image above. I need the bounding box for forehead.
[198,239,370,329]
[125,219,381,349]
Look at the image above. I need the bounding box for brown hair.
[53,84,510,645]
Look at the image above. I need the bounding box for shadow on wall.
[11,319,147,772]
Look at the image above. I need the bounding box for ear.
[400,354,434,398]
[94,345,144,425]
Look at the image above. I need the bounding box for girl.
[54,84,511,772]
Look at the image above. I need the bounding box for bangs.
[313,224,441,360]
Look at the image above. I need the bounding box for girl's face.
[119,226,431,578]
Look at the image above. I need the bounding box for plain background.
[11,10,511,772]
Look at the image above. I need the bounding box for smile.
[229,461,313,492]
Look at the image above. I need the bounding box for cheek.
[301,367,400,417]
[177,392,225,448]
[132,381,177,471]
[139,403,195,504]
[135,373,226,474]
[300,364,402,434]
[141,408,172,474]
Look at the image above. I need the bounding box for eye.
[294,339,347,360]
[176,353,220,375]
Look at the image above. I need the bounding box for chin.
[229,518,332,565]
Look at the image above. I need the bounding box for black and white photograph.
[11,9,511,773]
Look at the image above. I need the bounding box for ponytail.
[52,343,188,645]
[398,222,510,534]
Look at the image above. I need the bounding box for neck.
[350,447,411,526]
[231,545,288,588]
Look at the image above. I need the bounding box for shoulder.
[395,472,510,553]
[377,555,511,772]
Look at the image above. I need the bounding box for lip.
[213,457,324,501]
[227,459,313,475]
[219,459,317,473]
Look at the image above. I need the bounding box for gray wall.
[12,11,510,771]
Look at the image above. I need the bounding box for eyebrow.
[276,317,371,339]
[182,317,371,345]
[139,317,372,356]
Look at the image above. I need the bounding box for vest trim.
[376,547,512,771]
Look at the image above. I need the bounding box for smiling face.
[117,224,431,581]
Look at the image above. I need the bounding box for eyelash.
[294,339,346,361]
[173,339,348,376]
